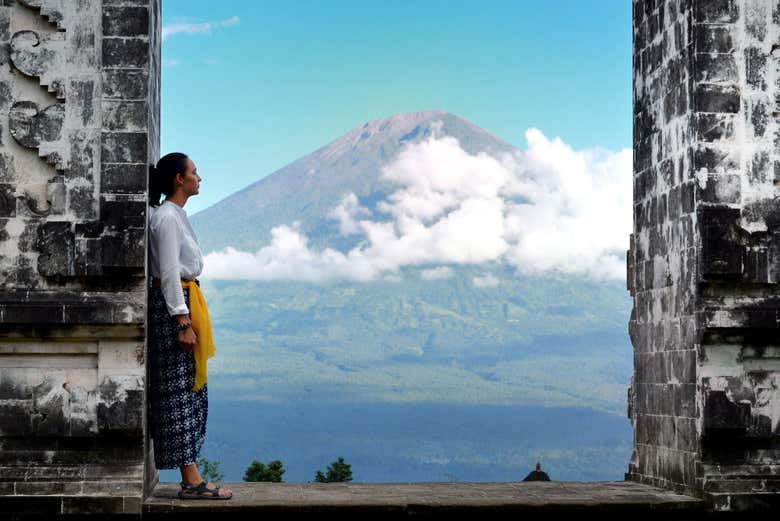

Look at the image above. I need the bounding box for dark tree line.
[197,455,353,483]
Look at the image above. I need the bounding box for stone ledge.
[141,480,709,519]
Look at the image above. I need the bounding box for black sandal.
[178,480,233,500]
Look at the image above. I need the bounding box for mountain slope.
[191,109,518,255]
[187,109,633,416]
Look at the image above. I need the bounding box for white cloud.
[499,130,632,280]
[162,16,240,42]
[327,193,372,235]
[163,58,181,67]
[421,266,454,280]
[203,223,363,283]
[473,273,500,288]
[202,126,632,283]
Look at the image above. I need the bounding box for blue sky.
[161,1,632,215]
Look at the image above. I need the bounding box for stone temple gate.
[0,0,158,514]
[0,0,777,516]
[627,0,780,510]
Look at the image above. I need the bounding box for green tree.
[440,472,461,482]
[243,459,285,482]
[196,456,224,482]
[313,457,353,482]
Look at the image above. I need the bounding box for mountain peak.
[316,109,514,164]
[362,109,449,128]
[337,109,450,144]
[314,109,451,163]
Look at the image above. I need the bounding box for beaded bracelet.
[176,321,192,332]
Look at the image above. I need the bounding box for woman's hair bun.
[148,153,189,208]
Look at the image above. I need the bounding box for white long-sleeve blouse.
[148,199,204,316]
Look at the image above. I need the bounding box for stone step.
[705,491,780,512]
[701,463,780,476]
[703,478,780,494]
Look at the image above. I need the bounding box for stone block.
[74,236,103,276]
[69,80,96,127]
[695,83,740,113]
[694,0,739,23]
[82,480,142,496]
[35,221,75,277]
[696,113,735,142]
[99,197,145,228]
[63,303,113,323]
[0,153,15,180]
[62,496,124,514]
[68,184,97,220]
[695,174,740,204]
[82,462,144,480]
[694,53,737,83]
[749,150,770,184]
[744,246,769,282]
[102,69,148,100]
[0,399,33,435]
[101,132,147,163]
[745,46,767,91]
[694,144,739,173]
[97,381,142,433]
[68,129,98,181]
[98,340,143,371]
[102,6,149,37]
[101,100,147,132]
[102,37,149,68]
[749,99,767,137]
[703,389,750,433]
[701,237,743,279]
[15,481,83,495]
[0,183,14,217]
[0,496,61,513]
[101,163,147,194]
[0,8,8,42]
[100,227,145,269]
[696,25,734,53]
[74,221,104,238]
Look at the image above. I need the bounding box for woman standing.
[147,152,233,500]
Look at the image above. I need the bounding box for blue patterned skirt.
[147,280,208,469]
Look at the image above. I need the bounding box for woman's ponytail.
[149,163,162,207]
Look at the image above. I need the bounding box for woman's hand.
[178,326,197,352]
[175,314,197,352]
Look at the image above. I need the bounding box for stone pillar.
[628,0,780,511]
[0,0,159,515]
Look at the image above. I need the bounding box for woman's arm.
[156,213,190,323]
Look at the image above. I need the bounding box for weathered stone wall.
[145,0,161,501]
[627,0,699,497]
[0,0,159,514]
[629,0,780,511]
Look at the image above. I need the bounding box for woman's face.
[177,158,201,196]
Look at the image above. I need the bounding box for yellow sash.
[181,280,216,391]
